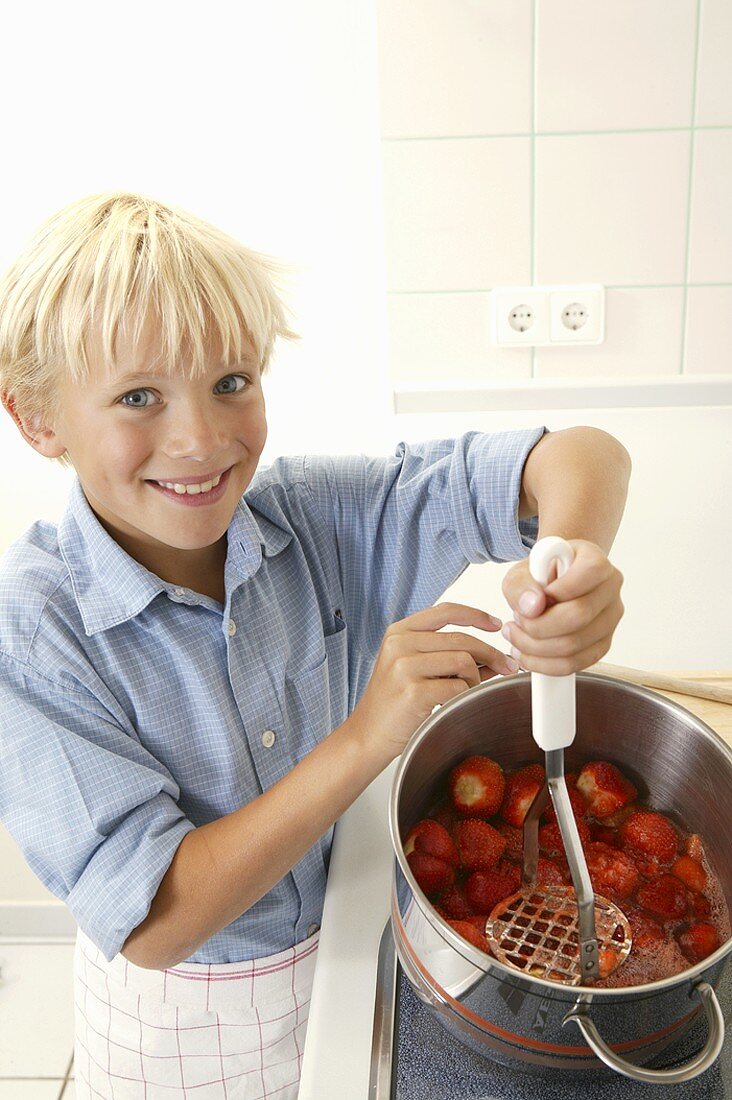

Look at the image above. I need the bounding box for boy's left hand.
[500,539,624,675]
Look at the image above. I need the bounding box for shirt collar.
[58,476,292,636]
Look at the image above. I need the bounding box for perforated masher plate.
[485,884,632,986]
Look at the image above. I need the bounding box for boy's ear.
[1,392,67,459]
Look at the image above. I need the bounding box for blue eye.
[120,389,156,408]
[214,374,249,395]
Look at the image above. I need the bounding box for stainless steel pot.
[389,672,732,1084]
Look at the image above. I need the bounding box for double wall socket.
[491,284,605,347]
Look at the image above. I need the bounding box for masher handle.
[528,536,576,751]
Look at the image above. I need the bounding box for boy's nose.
[163,403,229,460]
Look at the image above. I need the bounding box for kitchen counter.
[297,671,732,1100]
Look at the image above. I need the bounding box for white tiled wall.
[376,0,732,390]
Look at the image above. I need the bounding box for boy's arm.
[122,602,513,970]
[504,425,632,675]
[517,425,632,552]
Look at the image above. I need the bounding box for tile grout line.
[680,0,704,376]
[57,1050,75,1099]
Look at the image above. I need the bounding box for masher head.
[484,884,632,986]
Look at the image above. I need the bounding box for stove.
[369,921,732,1099]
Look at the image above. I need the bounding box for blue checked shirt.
[0,428,545,963]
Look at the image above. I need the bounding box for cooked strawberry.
[677,922,720,964]
[453,819,507,871]
[429,798,459,833]
[590,824,620,847]
[636,875,688,921]
[439,883,475,920]
[446,918,490,953]
[685,834,705,863]
[495,822,523,861]
[691,892,712,920]
[620,811,679,864]
[598,946,622,979]
[585,841,640,900]
[536,857,566,887]
[671,855,706,894]
[449,755,506,817]
[465,913,491,936]
[598,802,638,828]
[497,858,521,893]
[542,783,589,825]
[464,866,519,913]
[406,851,456,896]
[403,819,460,866]
[538,819,591,857]
[627,907,665,951]
[576,761,637,819]
[500,763,545,827]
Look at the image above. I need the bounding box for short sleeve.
[0,652,196,961]
[302,426,547,652]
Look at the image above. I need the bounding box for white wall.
[0,0,392,910]
[0,1,730,911]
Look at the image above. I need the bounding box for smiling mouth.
[146,466,234,504]
[146,466,233,495]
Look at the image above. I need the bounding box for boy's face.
[24,312,268,586]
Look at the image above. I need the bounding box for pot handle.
[563,980,725,1084]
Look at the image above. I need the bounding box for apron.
[73,926,319,1099]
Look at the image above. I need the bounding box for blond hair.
[0,191,300,468]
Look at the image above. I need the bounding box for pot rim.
[389,670,732,997]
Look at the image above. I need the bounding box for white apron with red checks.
[73,927,319,1099]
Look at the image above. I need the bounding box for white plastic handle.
[528,536,576,751]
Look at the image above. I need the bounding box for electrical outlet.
[491,284,605,347]
[548,285,604,345]
[491,287,549,346]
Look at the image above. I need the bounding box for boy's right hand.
[348,602,520,762]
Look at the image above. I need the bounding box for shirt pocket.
[285,613,349,751]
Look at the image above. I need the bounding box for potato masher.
[485,536,632,985]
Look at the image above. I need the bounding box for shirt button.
[174,587,186,597]
[261,729,276,748]
[228,619,237,636]
[307,923,320,937]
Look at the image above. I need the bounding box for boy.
[0,192,630,1099]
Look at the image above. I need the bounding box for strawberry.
[500,764,545,827]
[453,819,507,871]
[685,834,705,862]
[495,822,523,861]
[403,819,460,867]
[464,865,519,913]
[590,824,620,847]
[691,892,712,920]
[539,819,591,857]
[671,855,706,894]
[449,755,506,818]
[536,857,566,887]
[636,875,688,921]
[406,851,456,897]
[677,922,719,964]
[627,907,665,951]
[430,798,459,833]
[576,761,637,819]
[620,811,679,864]
[598,802,638,829]
[446,919,490,953]
[542,783,589,826]
[585,841,640,900]
[439,883,475,920]
[598,946,622,979]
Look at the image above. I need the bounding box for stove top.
[369,923,732,1100]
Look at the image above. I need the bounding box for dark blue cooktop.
[393,966,732,1099]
